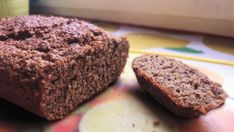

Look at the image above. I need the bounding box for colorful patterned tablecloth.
[94,22,234,62]
[0,22,234,132]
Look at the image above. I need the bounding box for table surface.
[0,22,234,132]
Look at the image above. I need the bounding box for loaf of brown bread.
[0,15,129,120]
[132,54,227,118]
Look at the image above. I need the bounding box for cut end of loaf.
[132,54,227,117]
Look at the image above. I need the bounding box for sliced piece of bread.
[132,54,227,118]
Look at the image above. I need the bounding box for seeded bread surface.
[132,54,227,118]
[0,15,129,120]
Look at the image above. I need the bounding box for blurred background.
[1,0,234,37]
[30,0,234,37]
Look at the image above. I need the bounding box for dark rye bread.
[0,15,129,120]
[132,54,227,118]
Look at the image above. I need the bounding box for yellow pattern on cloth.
[127,33,188,50]
[79,99,178,132]
[203,36,234,55]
